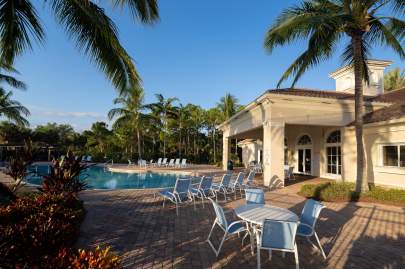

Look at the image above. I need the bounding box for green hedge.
[299,182,405,205]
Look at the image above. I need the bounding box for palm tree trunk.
[213,128,216,163]
[137,130,141,160]
[352,34,369,193]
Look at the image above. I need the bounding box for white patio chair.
[155,158,162,167]
[161,158,168,167]
[180,158,187,168]
[157,178,192,216]
[190,176,215,208]
[256,219,300,269]
[230,172,245,199]
[174,158,181,167]
[212,173,233,202]
[168,158,175,167]
[207,198,248,257]
[297,199,326,259]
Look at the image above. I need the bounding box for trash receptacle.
[227,160,233,171]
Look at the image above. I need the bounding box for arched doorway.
[296,134,312,174]
[325,130,342,175]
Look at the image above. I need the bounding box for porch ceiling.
[229,126,263,140]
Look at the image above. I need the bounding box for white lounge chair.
[174,158,181,168]
[180,158,187,168]
[161,158,168,167]
[168,159,175,167]
[128,159,135,166]
[155,158,162,167]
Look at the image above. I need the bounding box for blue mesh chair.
[212,173,232,202]
[190,176,215,208]
[256,219,299,269]
[243,171,256,189]
[207,198,248,257]
[245,188,265,205]
[158,178,192,216]
[230,172,245,198]
[297,199,326,259]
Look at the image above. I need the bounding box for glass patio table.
[234,204,299,254]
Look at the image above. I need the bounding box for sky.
[11,0,404,131]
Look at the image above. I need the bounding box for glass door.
[298,148,311,174]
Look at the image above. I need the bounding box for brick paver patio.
[77,178,405,269]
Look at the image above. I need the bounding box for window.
[297,135,312,145]
[326,130,341,175]
[382,145,405,167]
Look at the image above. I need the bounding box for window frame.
[325,130,342,176]
[380,144,405,168]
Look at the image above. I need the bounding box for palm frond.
[0,0,45,65]
[0,73,27,90]
[112,0,159,23]
[48,0,141,93]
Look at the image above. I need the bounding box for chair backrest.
[169,159,174,164]
[245,188,265,204]
[300,199,325,230]
[261,219,298,250]
[162,158,167,164]
[199,176,213,190]
[234,172,245,186]
[174,178,191,199]
[220,173,232,187]
[175,158,180,165]
[209,198,228,229]
[247,171,255,183]
[157,158,162,164]
[181,159,187,165]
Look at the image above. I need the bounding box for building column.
[262,121,285,188]
[222,136,230,171]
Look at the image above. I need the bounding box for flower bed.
[299,182,405,206]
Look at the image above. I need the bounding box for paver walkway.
[77,178,405,269]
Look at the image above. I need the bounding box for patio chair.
[242,171,256,188]
[212,173,233,202]
[174,158,181,167]
[181,158,187,168]
[190,176,215,208]
[154,158,162,167]
[245,188,265,205]
[207,198,248,257]
[161,158,168,167]
[256,219,299,269]
[128,159,135,166]
[168,158,175,167]
[253,163,263,173]
[285,165,296,180]
[86,156,92,162]
[296,199,326,259]
[157,178,192,216]
[230,172,245,199]
[148,159,154,167]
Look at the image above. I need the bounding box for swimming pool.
[25,165,192,190]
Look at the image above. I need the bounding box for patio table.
[234,204,299,254]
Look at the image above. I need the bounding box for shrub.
[0,193,85,268]
[299,182,405,205]
[52,246,121,269]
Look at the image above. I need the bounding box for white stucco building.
[218,60,405,189]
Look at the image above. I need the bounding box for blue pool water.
[25,165,191,189]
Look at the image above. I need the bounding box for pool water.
[25,165,192,189]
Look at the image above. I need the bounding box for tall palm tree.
[384,68,405,91]
[217,93,241,120]
[264,0,404,192]
[147,94,178,157]
[108,87,147,159]
[0,0,159,93]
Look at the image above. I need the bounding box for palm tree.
[147,94,178,157]
[108,87,147,159]
[264,0,404,192]
[217,93,241,120]
[0,0,159,93]
[0,88,30,126]
[206,107,222,163]
[384,68,405,91]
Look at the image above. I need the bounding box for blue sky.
[11,0,404,131]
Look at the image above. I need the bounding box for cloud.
[28,105,106,120]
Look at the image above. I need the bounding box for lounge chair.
[256,219,299,269]
[285,165,296,180]
[296,199,326,259]
[148,159,154,167]
[245,188,265,204]
[168,159,175,167]
[138,159,147,168]
[155,158,162,167]
[207,198,248,257]
[174,158,181,168]
[128,159,135,166]
[161,158,168,167]
[180,158,187,168]
[230,172,245,199]
[86,156,92,162]
[157,178,192,215]
[190,176,215,208]
[212,173,232,202]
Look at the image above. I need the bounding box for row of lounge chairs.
[129,158,188,168]
[157,171,256,215]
